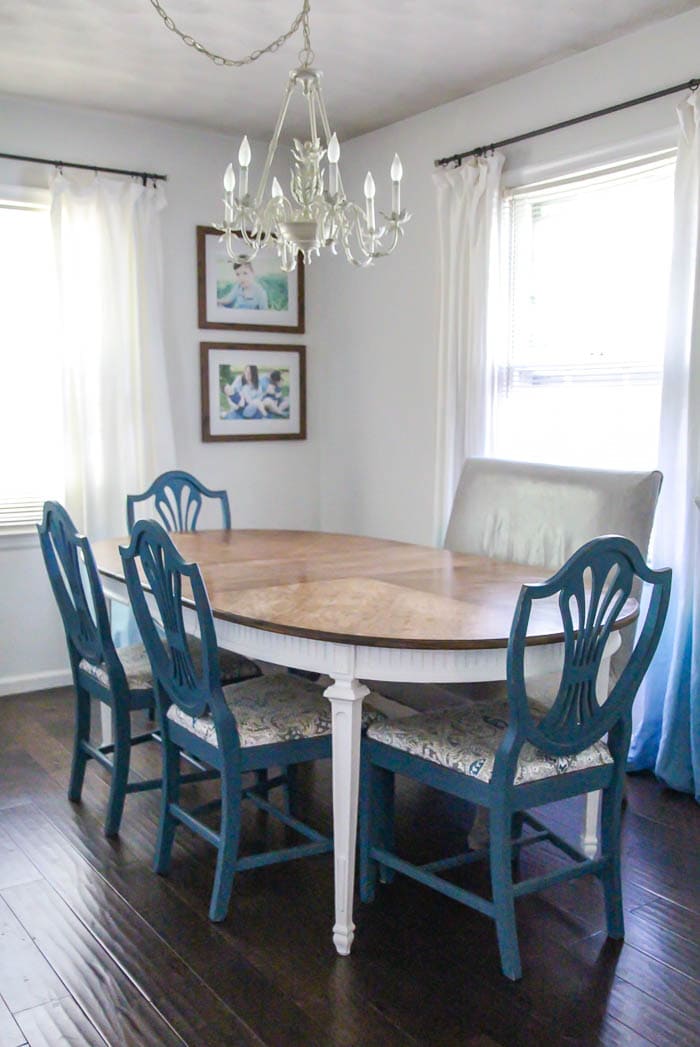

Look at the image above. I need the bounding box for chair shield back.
[120,520,228,725]
[37,502,114,669]
[126,470,231,532]
[506,536,671,758]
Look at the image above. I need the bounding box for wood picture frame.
[197,226,305,333]
[200,342,307,442]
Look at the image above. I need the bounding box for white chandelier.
[151,0,409,270]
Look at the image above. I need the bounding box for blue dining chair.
[120,519,336,922]
[359,536,671,980]
[38,502,262,837]
[126,470,231,532]
[116,470,232,652]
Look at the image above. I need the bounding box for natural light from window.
[0,198,63,529]
[491,153,675,472]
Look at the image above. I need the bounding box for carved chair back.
[499,535,671,780]
[37,501,123,680]
[120,520,239,748]
[127,470,231,533]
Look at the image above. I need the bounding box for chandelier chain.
[148,0,311,69]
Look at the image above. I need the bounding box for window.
[491,153,675,471]
[0,193,64,531]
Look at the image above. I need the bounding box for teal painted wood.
[120,519,332,923]
[37,502,162,837]
[126,470,231,532]
[359,535,672,981]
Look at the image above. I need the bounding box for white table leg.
[325,674,369,956]
[581,655,612,858]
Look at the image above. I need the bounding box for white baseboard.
[0,668,72,697]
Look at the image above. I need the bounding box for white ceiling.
[1,1,698,141]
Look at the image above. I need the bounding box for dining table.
[93,528,634,956]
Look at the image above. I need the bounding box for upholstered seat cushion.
[366,698,613,786]
[167,673,385,749]
[79,638,261,694]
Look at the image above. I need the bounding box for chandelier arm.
[148,0,310,69]
[253,78,297,209]
[307,89,319,145]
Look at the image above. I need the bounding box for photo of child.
[199,227,303,333]
[202,342,305,442]
[216,252,289,312]
[217,261,269,310]
[220,364,291,421]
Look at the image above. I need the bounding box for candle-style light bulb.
[390,153,403,214]
[238,135,252,167]
[223,163,236,193]
[328,132,340,164]
[271,177,283,199]
[238,135,251,198]
[364,171,376,230]
[327,132,340,198]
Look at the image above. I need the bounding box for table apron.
[101,576,619,684]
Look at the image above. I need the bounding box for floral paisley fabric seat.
[367,697,613,785]
[80,638,261,694]
[168,673,386,749]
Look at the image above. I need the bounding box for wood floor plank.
[152,844,550,1047]
[0,994,25,1047]
[14,998,106,1047]
[0,827,41,891]
[1,881,185,1047]
[0,895,68,1014]
[570,932,700,1042]
[622,901,700,983]
[0,805,273,1047]
[105,861,416,1047]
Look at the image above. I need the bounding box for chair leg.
[376,764,395,885]
[600,780,625,940]
[68,685,91,803]
[489,802,522,981]
[104,704,131,838]
[510,811,525,877]
[154,732,181,875]
[209,767,241,923]
[285,763,299,818]
[359,750,377,903]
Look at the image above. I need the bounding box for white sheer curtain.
[51,173,176,539]
[432,153,504,542]
[630,92,700,800]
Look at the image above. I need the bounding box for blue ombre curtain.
[628,92,700,801]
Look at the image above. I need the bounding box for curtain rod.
[0,151,167,184]
[434,77,699,168]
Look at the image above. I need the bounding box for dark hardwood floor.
[0,687,699,1047]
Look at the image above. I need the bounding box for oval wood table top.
[93,528,638,651]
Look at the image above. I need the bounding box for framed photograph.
[197,225,305,333]
[200,342,306,442]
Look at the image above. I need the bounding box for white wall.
[0,96,320,693]
[309,6,700,547]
